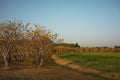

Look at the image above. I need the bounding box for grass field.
[56,52,120,73]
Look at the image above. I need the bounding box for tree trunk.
[8,52,11,63]
[4,56,9,69]
[40,56,43,66]
[35,47,44,66]
[40,53,43,66]
[36,54,40,61]
[36,47,40,61]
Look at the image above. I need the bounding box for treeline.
[53,43,80,48]
[0,21,57,69]
[53,43,120,53]
[114,45,120,48]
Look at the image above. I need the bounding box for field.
[56,52,120,79]
[0,53,120,80]
[0,54,99,80]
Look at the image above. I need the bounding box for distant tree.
[75,43,80,47]
[114,45,120,52]
[114,45,120,48]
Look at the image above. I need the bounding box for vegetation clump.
[0,20,57,69]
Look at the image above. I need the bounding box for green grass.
[56,52,120,72]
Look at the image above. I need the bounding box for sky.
[0,0,120,47]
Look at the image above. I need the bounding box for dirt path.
[51,54,120,80]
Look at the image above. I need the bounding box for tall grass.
[56,52,120,72]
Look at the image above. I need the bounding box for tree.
[0,21,29,69]
[75,43,80,47]
[0,20,57,68]
[27,24,57,66]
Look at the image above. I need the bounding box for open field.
[56,52,120,72]
[56,52,120,79]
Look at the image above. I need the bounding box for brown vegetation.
[53,43,120,53]
[0,21,57,69]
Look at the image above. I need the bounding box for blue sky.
[0,0,120,47]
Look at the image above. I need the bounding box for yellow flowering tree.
[27,24,57,65]
[0,21,29,69]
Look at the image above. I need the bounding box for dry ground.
[0,66,99,80]
[0,56,99,80]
